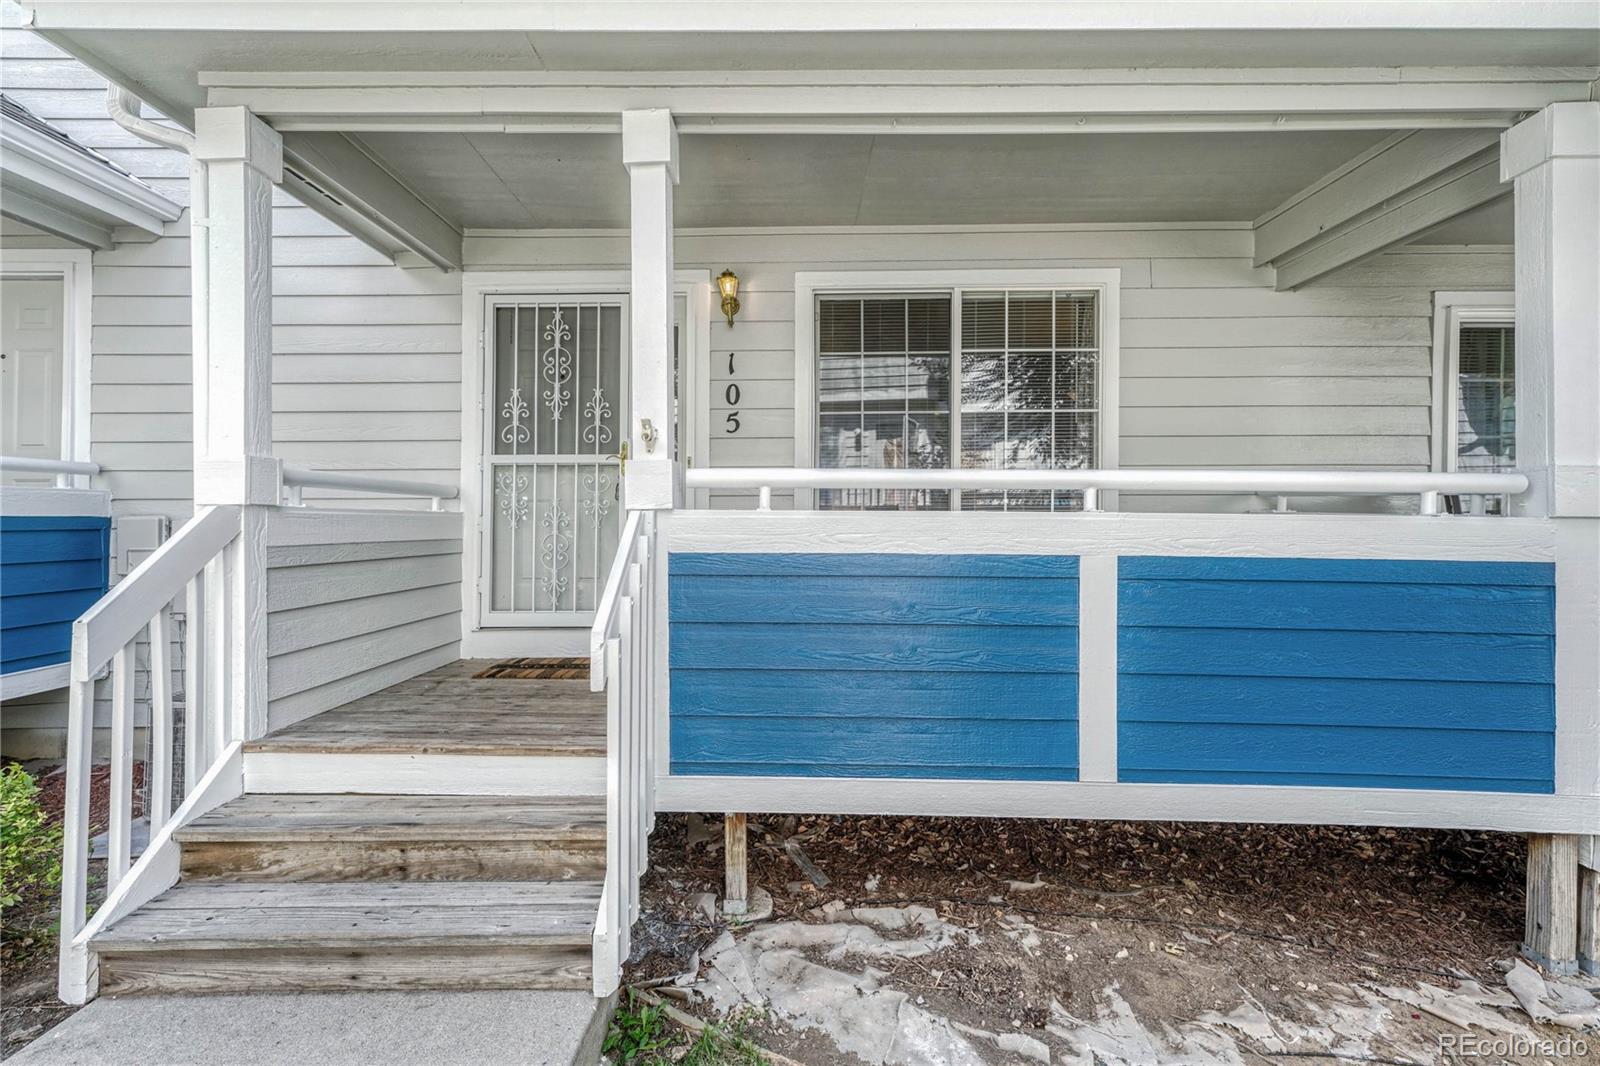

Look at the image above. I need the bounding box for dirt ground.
[626,814,1600,1065]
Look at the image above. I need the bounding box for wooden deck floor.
[249,660,606,757]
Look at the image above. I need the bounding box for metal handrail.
[0,455,102,490]
[684,467,1529,515]
[0,455,101,475]
[279,465,460,510]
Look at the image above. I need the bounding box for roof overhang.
[9,2,1599,132]
[0,101,181,248]
[5,2,1592,262]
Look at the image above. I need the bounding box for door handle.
[607,441,629,501]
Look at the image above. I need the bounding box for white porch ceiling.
[355,129,1423,231]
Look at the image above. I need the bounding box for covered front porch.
[17,2,1598,1005]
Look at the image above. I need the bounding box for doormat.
[472,657,591,680]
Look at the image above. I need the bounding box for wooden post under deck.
[724,813,748,916]
[1524,834,1580,975]
[1580,864,1599,977]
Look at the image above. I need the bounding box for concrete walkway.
[7,990,615,1066]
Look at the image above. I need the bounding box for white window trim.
[793,268,1121,511]
[1430,290,1514,473]
[0,248,93,471]
[458,269,711,652]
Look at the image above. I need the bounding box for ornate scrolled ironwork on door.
[485,297,628,626]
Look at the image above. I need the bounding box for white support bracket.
[280,131,463,271]
[1253,129,1508,290]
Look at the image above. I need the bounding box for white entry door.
[481,295,628,627]
[1,277,66,484]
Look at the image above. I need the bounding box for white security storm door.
[482,296,628,627]
[1,277,66,485]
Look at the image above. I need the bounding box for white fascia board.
[656,775,1599,835]
[0,664,70,701]
[0,186,114,249]
[0,115,181,239]
[201,72,1598,131]
[14,3,1600,33]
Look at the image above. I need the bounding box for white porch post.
[192,106,283,741]
[621,109,681,510]
[1501,101,1600,976]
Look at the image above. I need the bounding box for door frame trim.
[1,249,93,474]
[459,269,711,654]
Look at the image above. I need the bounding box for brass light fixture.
[717,269,741,327]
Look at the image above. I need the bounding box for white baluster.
[108,641,136,889]
[148,606,173,833]
[56,676,95,996]
[632,537,650,869]
[642,522,657,835]
[204,555,228,751]
[610,627,630,963]
[183,572,205,793]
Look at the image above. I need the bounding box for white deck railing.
[686,467,1530,515]
[57,504,242,1002]
[588,509,658,997]
[279,465,460,510]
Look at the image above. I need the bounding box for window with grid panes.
[816,290,1099,511]
[817,295,953,510]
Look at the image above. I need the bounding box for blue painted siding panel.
[1118,556,1556,794]
[672,553,1079,578]
[0,515,110,675]
[672,670,1077,720]
[1119,557,1554,586]
[669,553,1079,781]
[671,575,1078,626]
[1119,675,1552,733]
[673,622,1079,674]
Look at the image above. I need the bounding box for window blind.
[816,288,1100,512]
[1456,324,1515,473]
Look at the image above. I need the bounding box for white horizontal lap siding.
[271,206,465,508]
[262,510,464,731]
[465,229,1511,511]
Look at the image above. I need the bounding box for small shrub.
[604,993,768,1066]
[604,991,676,1063]
[1,764,63,912]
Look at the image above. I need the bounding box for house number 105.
[724,353,741,434]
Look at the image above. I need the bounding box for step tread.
[176,794,606,843]
[93,881,601,952]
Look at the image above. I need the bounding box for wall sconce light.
[717,269,741,327]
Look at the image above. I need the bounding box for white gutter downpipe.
[105,86,210,458]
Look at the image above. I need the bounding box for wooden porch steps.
[92,881,598,995]
[175,794,606,882]
[87,662,610,997]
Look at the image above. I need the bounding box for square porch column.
[621,109,681,510]
[191,106,283,506]
[191,106,284,741]
[1501,101,1600,976]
